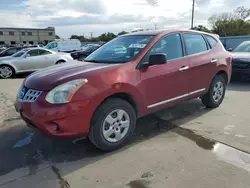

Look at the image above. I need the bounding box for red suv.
[14,30,232,151]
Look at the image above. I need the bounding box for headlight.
[45,79,88,104]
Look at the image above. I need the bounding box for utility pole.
[90,32,93,39]
[191,0,195,29]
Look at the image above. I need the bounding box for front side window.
[27,50,39,57]
[183,33,208,55]
[84,35,154,64]
[143,33,183,62]
[38,49,52,55]
[205,35,218,48]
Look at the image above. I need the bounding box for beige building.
[0,27,56,46]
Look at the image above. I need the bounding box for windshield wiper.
[84,60,102,63]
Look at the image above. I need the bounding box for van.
[45,39,81,52]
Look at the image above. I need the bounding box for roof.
[0,27,55,31]
[121,29,215,37]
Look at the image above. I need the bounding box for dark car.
[15,29,232,151]
[0,47,29,57]
[71,44,101,61]
[231,41,250,79]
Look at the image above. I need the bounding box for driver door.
[138,33,190,111]
[18,49,43,71]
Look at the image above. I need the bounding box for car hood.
[0,56,16,62]
[24,61,119,90]
[231,52,250,59]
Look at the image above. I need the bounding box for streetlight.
[191,0,195,29]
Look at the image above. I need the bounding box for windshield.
[84,35,154,63]
[45,42,57,49]
[11,49,29,57]
[233,42,250,52]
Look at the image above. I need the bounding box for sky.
[0,0,249,38]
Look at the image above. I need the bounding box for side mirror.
[138,54,167,69]
[25,54,30,58]
[227,48,233,52]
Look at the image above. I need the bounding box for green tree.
[118,31,128,35]
[55,35,60,39]
[208,6,250,36]
[192,25,212,33]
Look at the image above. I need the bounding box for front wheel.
[0,65,14,78]
[89,98,136,151]
[201,75,226,108]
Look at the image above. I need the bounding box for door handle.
[210,58,217,63]
[179,66,189,71]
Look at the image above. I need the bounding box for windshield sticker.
[128,44,146,48]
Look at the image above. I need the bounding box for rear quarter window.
[205,35,218,48]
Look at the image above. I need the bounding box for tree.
[208,6,250,36]
[118,31,128,35]
[192,25,212,33]
[55,35,60,39]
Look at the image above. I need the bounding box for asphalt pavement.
[0,78,250,188]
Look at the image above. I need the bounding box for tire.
[89,98,136,151]
[202,75,226,108]
[56,60,66,64]
[0,65,15,79]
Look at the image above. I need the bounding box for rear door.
[138,33,190,111]
[182,33,217,97]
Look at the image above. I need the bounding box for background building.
[0,27,55,46]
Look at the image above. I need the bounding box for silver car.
[0,48,73,78]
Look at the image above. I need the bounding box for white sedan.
[0,48,74,78]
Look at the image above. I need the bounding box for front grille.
[18,85,42,102]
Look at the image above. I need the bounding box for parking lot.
[0,78,249,188]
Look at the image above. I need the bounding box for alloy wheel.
[102,109,130,143]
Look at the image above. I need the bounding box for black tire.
[89,98,136,151]
[56,60,66,64]
[0,65,15,79]
[202,75,226,108]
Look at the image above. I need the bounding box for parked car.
[71,44,101,60]
[14,29,232,151]
[45,39,81,52]
[230,41,250,79]
[0,48,73,78]
[0,47,27,57]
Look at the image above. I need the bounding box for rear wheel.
[0,65,14,78]
[89,98,136,151]
[202,75,226,108]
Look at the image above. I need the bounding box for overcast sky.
[0,0,249,38]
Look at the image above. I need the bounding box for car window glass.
[39,49,52,55]
[183,34,208,55]
[6,48,17,55]
[144,34,183,61]
[27,50,39,57]
[205,35,218,48]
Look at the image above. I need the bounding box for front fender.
[0,62,18,73]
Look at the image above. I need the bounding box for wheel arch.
[56,59,67,64]
[216,70,228,84]
[0,63,16,74]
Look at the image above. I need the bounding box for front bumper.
[14,93,92,138]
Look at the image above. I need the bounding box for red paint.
[15,30,232,138]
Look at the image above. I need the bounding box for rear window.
[205,35,218,48]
